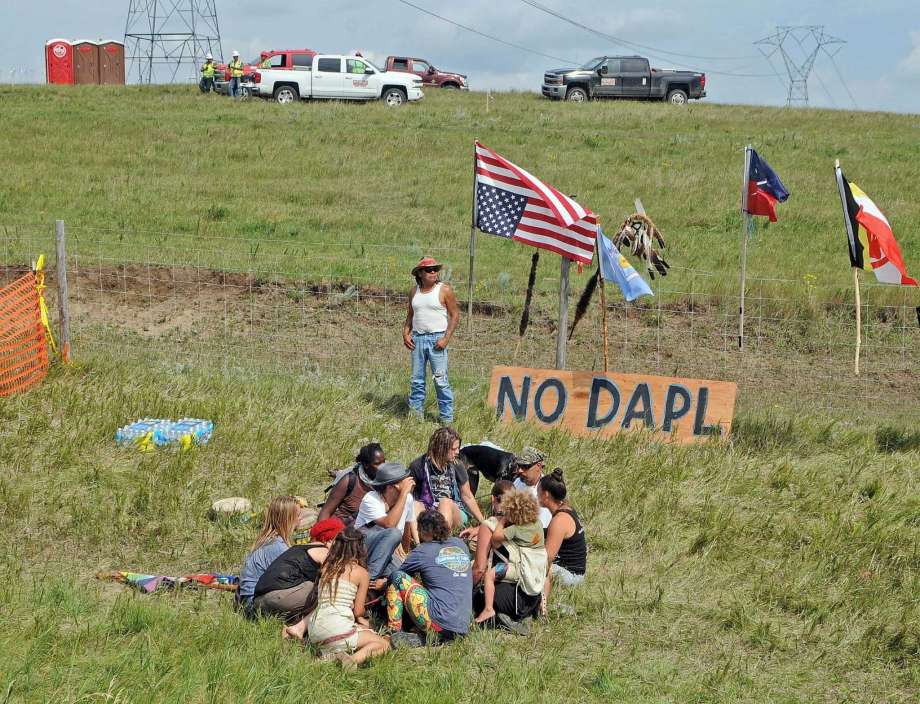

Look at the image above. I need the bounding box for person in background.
[385,509,472,648]
[199,53,216,93]
[354,462,418,585]
[539,469,588,608]
[402,256,460,423]
[318,443,385,525]
[410,427,484,531]
[304,527,390,670]
[474,491,546,625]
[237,496,301,615]
[252,517,344,625]
[227,50,243,98]
[513,447,553,529]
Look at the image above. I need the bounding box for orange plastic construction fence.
[0,272,49,397]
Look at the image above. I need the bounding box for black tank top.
[554,508,587,576]
[254,542,324,596]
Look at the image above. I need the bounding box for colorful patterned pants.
[385,571,441,633]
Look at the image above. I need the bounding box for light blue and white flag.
[598,228,653,302]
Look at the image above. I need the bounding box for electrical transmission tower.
[754,26,847,106]
[124,1,223,84]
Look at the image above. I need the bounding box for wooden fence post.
[55,220,71,363]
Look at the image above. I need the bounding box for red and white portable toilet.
[73,40,100,84]
[98,40,125,84]
[45,39,74,84]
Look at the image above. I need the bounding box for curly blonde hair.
[502,490,539,526]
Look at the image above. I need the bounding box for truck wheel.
[274,85,298,104]
[566,87,588,102]
[442,83,460,90]
[666,89,688,105]
[383,87,407,107]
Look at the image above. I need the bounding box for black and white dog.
[457,441,517,495]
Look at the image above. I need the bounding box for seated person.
[513,447,553,528]
[474,491,547,624]
[354,462,418,583]
[460,479,513,559]
[409,427,484,531]
[290,527,390,670]
[539,469,587,606]
[253,518,344,623]
[237,496,302,615]
[385,510,472,646]
[317,443,385,525]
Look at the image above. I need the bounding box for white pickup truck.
[253,54,424,106]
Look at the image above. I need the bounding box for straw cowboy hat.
[411,257,444,276]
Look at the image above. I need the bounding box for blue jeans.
[362,525,404,579]
[409,332,454,422]
[228,77,240,97]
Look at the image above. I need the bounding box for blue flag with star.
[598,228,653,302]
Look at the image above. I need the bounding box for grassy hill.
[1,86,919,702]
[1,84,918,305]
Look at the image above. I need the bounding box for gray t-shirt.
[400,537,472,634]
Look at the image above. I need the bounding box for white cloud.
[899,31,920,76]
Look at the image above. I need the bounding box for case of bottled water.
[115,418,214,448]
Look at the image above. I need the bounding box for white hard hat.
[206,52,213,60]
[232,50,239,56]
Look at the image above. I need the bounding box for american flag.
[475,141,596,264]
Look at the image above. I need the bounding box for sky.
[1,0,918,113]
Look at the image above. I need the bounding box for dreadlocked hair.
[502,490,540,526]
[427,427,461,470]
[355,442,383,467]
[317,526,367,603]
[417,509,450,542]
[251,495,300,551]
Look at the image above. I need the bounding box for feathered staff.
[613,213,669,279]
[568,269,599,340]
[513,252,540,361]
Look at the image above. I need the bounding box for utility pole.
[754,26,846,107]
[124,0,223,84]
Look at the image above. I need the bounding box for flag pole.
[467,140,479,331]
[598,270,608,373]
[738,145,752,351]
[556,194,579,370]
[557,255,570,369]
[835,158,862,377]
[854,267,861,375]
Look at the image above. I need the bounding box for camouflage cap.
[514,446,546,466]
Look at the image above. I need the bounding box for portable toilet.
[98,40,125,84]
[73,40,100,84]
[45,39,74,84]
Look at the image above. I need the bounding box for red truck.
[214,48,318,95]
[382,56,468,89]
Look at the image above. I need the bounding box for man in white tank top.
[403,257,461,423]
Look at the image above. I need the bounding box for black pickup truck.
[542,55,706,105]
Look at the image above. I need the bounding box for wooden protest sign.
[487,366,737,444]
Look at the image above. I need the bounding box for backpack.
[316,465,360,508]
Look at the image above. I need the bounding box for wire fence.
[2,222,919,421]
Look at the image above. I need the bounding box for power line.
[516,0,774,78]
[395,0,577,65]
[826,52,859,110]
[518,0,758,62]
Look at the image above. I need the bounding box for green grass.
[1,352,919,703]
[2,86,920,702]
[0,84,918,311]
